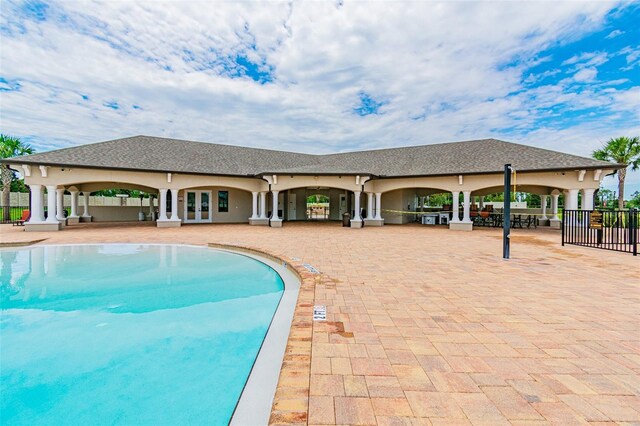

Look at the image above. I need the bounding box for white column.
[550,193,560,220]
[462,191,471,223]
[250,191,259,219]
[148,195,154,217]
[69,190,79,218]
[582,189,595,210]
[374,192,382,219]
[55,188,65,221]
[366,192,374,219]
[82,192,91,217]
[27,184,45,223]
[259,192,267,219]
[353,191,362,221]
[170,189,180,221]
[450,191,460,222]
[567,189,579,210]
[271,190,280,220]
[45,185,57,223]
[159,189,168,220]
[479,196,484,210]
[540,195,548,220]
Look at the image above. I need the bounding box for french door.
[184,190,212,223]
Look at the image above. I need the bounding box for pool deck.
[2,222,639,425]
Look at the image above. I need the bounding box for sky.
[1,0,639,196]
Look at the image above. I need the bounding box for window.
[166,190,172,213]
[218,191,229,212]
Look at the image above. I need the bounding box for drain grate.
[302,263,320,274]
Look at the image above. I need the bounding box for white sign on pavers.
[313,305,326,321]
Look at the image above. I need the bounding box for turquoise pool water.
[0,244,284,426]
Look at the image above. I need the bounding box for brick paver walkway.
[1,222,638,425]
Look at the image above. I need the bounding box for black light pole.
[503,164,511,259]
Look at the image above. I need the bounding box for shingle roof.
[6,135,618,177]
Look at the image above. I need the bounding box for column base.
[270,219,283,228]
[157,220,182,228]
[350,219,363,228]
[449,221,473,231]
[363,218,384,227]
[25,222,61,232]
[537,218,549,227]
[249,218,270,226]
[80,216,93,223]
[549,219,561,229]
[67,216,80,225]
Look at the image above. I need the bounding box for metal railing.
[562,209,638,256]
[0,206,30,224]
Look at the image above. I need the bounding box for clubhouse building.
[5,136,620,232]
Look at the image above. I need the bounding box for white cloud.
[573,67,599,82]
[606,29,624,39]
[0,0,636,162]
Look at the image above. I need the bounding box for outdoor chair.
[525,214,537,229]
[512,214,523,228]
[13,210,30,226]
[476,210,489,227]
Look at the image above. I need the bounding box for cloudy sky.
[1,1,639,194]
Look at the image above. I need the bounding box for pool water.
[0,245,284,426]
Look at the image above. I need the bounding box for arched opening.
[277,187,352,223]
[66,183,160,224]
[471,185,565,229]
[380,187,452,225]
[306,194,330,220]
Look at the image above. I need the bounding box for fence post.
[503,164,511,259]
[632,208,638,256]
[561,209,566,246]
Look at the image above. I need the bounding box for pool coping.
[216,246,301,426]
[209,243,316,425]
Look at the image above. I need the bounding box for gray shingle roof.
[6,135,618,177]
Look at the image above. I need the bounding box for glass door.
[200,191,211,222]
[186,191,197,222]
[184,191,212,223]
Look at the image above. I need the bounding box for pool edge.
[208,243,315,426]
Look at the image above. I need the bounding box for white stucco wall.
[177,187,252,223]
[381,190,424,224]
[88,206,148,222]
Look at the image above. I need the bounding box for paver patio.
[1,222,638,425]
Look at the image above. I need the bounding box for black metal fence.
[562,209,638,256]
[0,206,30,224]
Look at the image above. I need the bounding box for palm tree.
[592,136,640,210]
[1,134,34,221]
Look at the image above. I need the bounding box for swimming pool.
[0,244,289,425]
